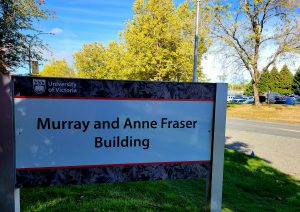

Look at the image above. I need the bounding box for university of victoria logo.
[33,79,46,94]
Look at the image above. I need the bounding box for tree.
[0,0,53,74]
[73,41,125,79]
[278,64,293,94]
[292,67,300,95]
[103,41,126,79]
[269,66,280,92]
[258,71,271,92]
[74,0,211,82]
[121,0,210,81]
[39,58,75,78]
[73,42,107,78]
[243,81,253,95]
[211,0,300,106]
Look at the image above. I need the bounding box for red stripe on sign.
[16,160,211,171]
[14,96,214,102]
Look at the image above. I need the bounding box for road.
[226,118,300,180]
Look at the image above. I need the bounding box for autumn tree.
[73,41,126,79]
[0,0,53,74]
[211,0,300,105]
[121,0,210,81]
[39,58,75,78]
[73,42,107,78]
[292,67,300,95]
[103,41,126,79]
[74,0,211,82]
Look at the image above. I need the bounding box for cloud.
[49,28,64,35]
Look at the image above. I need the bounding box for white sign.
[15,98,214,169]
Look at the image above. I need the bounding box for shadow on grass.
[222,149,300,211]
[21,149,300,211]
[225,136,251,154]
[225,140,249,154]
[225,137,272,164]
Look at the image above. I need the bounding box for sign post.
[1,76,227,211]
[0,75,20,212]
[210,84,227,211]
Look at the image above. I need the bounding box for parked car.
[285,97,295,105]
[274,97,286,104]
[227,95,235,103]
[269,95,282,104]
[232,99,246,103]
[243,95,253,100]
[232,96,246,103]
[243,99,254,104]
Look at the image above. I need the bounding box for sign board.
[0,75,227,211]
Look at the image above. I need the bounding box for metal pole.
[193,0,201,82]
[27,32,54,75]
[28,44,32,75]
[0,75,19,212]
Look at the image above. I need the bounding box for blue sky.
[22,0,183,74]
[21,0,299,82]
[32,0,136,67]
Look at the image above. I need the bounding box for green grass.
[222,149,300,211]
[226,103,241,108]
[21,149,300,211]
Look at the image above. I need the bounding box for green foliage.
[243,81,253,95]
[229,83,245,90]
[292,68,300,95]
[73,41,126,79]
[269,66,280,93]
[244,65,295,94]
[73,42,107,79]
[258,71,271,92]
[277,65,294,94]
[0,0,53,74]
[39,58,75,78]
[122,0,210,81]
[211,0,300,105]
[21,149,300,211]
[73,0,211,82]
[104,41,126,79]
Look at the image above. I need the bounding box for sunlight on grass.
[222,208,233,212]
[27,198,65,212]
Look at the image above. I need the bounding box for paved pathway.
[226,118,300,180]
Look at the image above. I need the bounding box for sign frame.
[0,75,227,212]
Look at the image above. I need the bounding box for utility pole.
[27,32,54,75]
[193,0,201,82]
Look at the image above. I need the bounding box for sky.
[34,0,136,65]
[19,0,300,83]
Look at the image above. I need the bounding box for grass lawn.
[227,104,300,124]
[21,149,300,211]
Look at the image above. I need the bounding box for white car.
[227,95,235,102]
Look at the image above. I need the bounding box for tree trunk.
[252,81,260,106]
